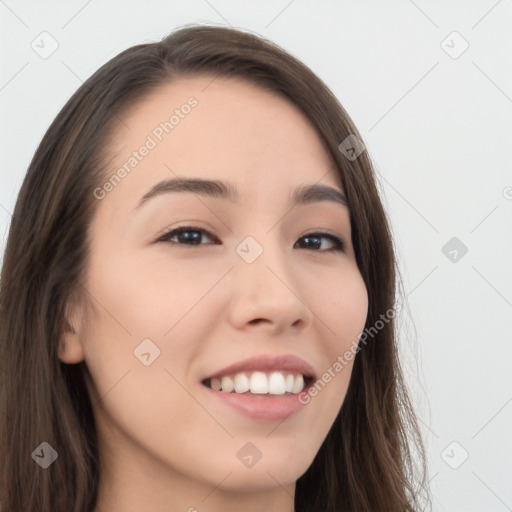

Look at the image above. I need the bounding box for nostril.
[249,318,269,325]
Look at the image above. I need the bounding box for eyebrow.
[135,177,349,211]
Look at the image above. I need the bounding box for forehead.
[100,75,342,215]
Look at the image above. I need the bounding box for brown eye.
[159,226,218,246]
[294,233,345,252]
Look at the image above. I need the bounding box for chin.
[205,448,315,493]
[215,465,305,493]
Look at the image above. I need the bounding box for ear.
[58,300,86,364]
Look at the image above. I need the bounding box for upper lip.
[203,354,317,381]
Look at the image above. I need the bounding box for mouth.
[200,354,317,421]
[201,371,314,397]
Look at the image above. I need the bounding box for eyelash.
[157,226,345,252]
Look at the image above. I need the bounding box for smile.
[203,371,308,395]
[201,354,316,421]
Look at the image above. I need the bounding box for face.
[60,76,368,505]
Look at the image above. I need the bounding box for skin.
[59,75,368,512]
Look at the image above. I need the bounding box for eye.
[158,226,218,246]
[295,232,345,252]
[157,226,345,252]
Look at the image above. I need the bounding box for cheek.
[80,255,230,467]
[315,267,369,350]
[303,268,368,415]
[80,249,227,423]
[84,247,215,344]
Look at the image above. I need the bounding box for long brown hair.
[0,24,430,511]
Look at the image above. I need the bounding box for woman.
[0,24,430,511]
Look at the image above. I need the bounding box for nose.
[226,236,313,335]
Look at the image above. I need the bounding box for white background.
[1,1,511,510]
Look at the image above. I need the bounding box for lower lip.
[202,385,309,421]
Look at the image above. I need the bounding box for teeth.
[250,371,268,394]
[268,372,286,395]
[208,371,306,395]
[211,377,222,391]
[285,374,294,393]
[221,376,234,393]
[291,374,304,394]
[234,373,250,393]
